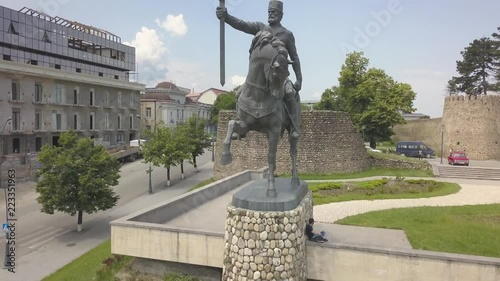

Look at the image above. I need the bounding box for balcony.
[9,99,26,104]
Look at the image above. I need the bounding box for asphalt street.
[0,152,213,281]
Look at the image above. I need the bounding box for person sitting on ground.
[305,218,328,243]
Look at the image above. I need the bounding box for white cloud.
[231,75,246,88]
[130,27,168,64]
[312,92,322,99]
[155,14,188,37]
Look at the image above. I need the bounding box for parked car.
[448,151,469,166]
[395,141,435,158]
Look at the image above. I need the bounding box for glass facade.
[0,6,136,81]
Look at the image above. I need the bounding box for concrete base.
[222,187,313,281]
[232,178,309,212]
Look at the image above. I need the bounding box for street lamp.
[2,117,12,269]
[440,124,445,165]
[147,104,163,194]
[211,136,215,162]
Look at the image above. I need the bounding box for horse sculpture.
[220,31,300,198]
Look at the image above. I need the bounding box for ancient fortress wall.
[393,95,500,160]
[214,111,371,179]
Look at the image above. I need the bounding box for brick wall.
[214,111,372,179]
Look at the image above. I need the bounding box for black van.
[395,141,435,158]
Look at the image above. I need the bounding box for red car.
[448,151,469,166]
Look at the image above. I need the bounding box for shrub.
[309,182,343,192]
[357,179,389,190]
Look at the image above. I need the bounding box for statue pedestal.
[222,179,312,281]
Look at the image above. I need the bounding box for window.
[129,115,133,129]
[117,92,122,107]
[73,114,78,130]
[146,125,151,131]
[104,90,110,107]
[146,107,152,118]
[35,137,42,152]
[116,134,123,143]
[54,84,65,104]
[12,108,21,131]
[3,55,11,61]
[117,115,122,129]
[11,80,20,101]
[53,110,62,130]
[8,21,19,35]
[76,68,81,73]
[35,112,42,130]
[89,89,95,106]
[73,87,79,105]
[12,138,20,153]
[98,72,103,77]
[55,64,61,69]
[104,113,109,129]
[35,82,43,103]
[129,94,135,108]
[30,60,38,66]
[90,112,95,130]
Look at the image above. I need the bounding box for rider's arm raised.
[225,14,266,35]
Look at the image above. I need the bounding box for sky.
[1,0,499,118]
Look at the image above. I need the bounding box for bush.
[164,273,199,281]
[357,179,389,190]
[309,182,343,192]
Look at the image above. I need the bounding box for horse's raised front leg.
[221,120,249,165]
[266,131,279,198]
[221,120,236,165]
[289,136,300,188]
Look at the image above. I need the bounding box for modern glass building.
[0,5,144,156]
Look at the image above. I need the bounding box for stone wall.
[222,191,313,281]
[214,111,371,179]
[392,118,443,155]
[393,95,500,160]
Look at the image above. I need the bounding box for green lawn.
[188,177,217,191]
[294,167,433,180]
[337,204,500,258]
[310,179,460,205]
[43,239,131,281]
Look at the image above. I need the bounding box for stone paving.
[312,177,500,223]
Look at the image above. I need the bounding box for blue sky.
[1,0,499,117]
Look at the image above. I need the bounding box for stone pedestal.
[222,179,312,281]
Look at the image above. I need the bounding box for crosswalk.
[16,226,71,256]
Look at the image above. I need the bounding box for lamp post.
[2,117,12,269]
[147,104,162,194]
[211,136,215,162]
[440,124,444,165]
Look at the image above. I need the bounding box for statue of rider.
[216,0,303,139]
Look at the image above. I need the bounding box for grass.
[293,167,433,180]
[337,204,500,258]
[310,179,460,205]
[188,177,217,191]
[43,239,132,281]
[367,150,430,162]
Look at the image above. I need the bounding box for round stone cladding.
[222,191,313,281]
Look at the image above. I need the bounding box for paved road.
[0,152,213,281]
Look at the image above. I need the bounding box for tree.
[448,37,498,96]
[142,124,192,187]
[492,27,500,90]
[35,131,120,232]
[336,52,416,148]
[178,116,212,171]
[313,86,345,111]
[211,90,237,124]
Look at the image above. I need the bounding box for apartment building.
[0,5,145,156]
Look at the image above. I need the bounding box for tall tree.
[178,116,212,171]
[448,37,497,96]
[211,90,237,124]
[336,52,416,148]
[142,124,192,187]
[35,131,120,232]
[492,27,500,90]
[314,86,344,111]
